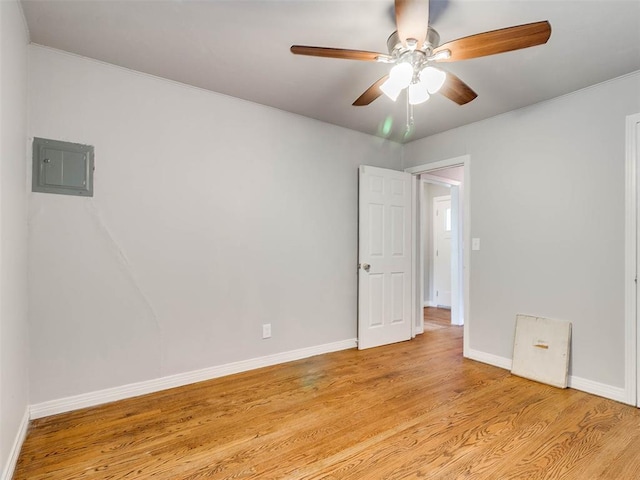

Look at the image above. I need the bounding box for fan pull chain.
[405,90,414,135]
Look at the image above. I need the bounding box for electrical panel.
[32,137,94,197]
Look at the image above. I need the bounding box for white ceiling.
[21,0,640,143]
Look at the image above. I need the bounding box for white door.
[433,196,452,308]
[358,166,412,350]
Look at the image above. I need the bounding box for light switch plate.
[472,238,480,250]
[262,324,271,339]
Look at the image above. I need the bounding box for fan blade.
[433,21,551,62]
[395,0,430,47]
[439,72,477,105]
[290,46,386,62]
[353,75,390,106]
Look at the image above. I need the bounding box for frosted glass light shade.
[419,66,447,94]
[380,77,403,101]
[389,63,413,89]
[408,82,430,105]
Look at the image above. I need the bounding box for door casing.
[625,113,640,406]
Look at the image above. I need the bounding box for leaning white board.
[511,314,572,389]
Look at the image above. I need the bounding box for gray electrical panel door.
[32,137,94,197]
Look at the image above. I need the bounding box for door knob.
[361,263,370,272]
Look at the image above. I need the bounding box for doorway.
[406,156,470,356]
[420,172,462,328]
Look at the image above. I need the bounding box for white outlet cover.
[472,238,480,251]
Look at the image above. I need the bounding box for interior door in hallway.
[433,196,452,308]
[358,166,412,350]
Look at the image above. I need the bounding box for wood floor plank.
[14,308,640,479]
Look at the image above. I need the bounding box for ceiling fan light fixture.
[419,66,447,94]
[408,82,430,105]
[389,62,414,89]
[380,77,404,101]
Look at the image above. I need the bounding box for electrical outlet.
[262,323,271,339]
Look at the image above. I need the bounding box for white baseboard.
[30,338,357,419]
[424,301,437,307]
[1,407,29,480]
[465,348,629,404]
[567,376,628,404]
[466,348,513,370]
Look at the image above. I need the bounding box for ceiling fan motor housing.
[387,27,440,56]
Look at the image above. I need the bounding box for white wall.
[27,46,402,404]
[404,71,640,389]
[0,0,30,476]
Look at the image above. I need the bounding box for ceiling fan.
[290,0,551,108]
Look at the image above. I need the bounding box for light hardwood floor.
[15,308,640,479]
[423,306,454,327]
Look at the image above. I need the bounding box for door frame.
[625,113,640,406]
[406,155,470,356]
